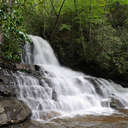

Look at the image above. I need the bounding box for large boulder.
[0,98,31,126]
[0,83,16,97]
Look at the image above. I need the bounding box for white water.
[22,35,59,65]
[16,35,128,121]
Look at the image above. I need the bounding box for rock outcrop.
[0,66,32,127]
[0,63,128,128]
[0,98,31,126]
[110,96,125,109]
[0,76,16,97]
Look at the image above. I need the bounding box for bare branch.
[49,0,57,16]
[50,0,66,39]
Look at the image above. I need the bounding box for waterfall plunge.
[15,35,128,121]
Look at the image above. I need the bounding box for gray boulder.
[0,98,31,126]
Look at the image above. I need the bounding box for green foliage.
[0,1,29,63]
[59,24,71,31]
[108,2,128,27]
[21,0,128,77]
[0,0,128,80]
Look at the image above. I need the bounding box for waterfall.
[15,35,128,121]
[22,35,59,65]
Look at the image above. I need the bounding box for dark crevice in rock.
[0,79,3,82]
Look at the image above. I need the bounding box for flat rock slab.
[2,120,66,128]
[0,98,31,126]
[3,117,128,128]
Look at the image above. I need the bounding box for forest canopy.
[0,0,128,82]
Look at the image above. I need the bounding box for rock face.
[86,78,104,96]
[0,98,31,126]
[0,64,128,128]
[3,114,128,128]
[40,111,61,120]
[110,96,125,109]
[0,68,16,97]
[2,120,63,128]
[0,64,60,127]
[16,64,36,72]
[0,79,16,97]
[0,67,32,127]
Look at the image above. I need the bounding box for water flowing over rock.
[0,68,32,127]
[11,35,128,122]
[22,35,59,65]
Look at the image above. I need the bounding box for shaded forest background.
[0,0,128,85]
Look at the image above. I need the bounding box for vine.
[0,1,30,63]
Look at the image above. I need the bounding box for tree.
[0,0,29,62]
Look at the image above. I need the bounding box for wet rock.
[35,65,40,71]
[30,70,42,79]
[16,64,36,72]
[47,111,60,119]
[0,75,13,85]
[87,78,104,96]
[0,98,31,126]
[53,114,128,128]
[0,63,16,70]
[110,96,125,109]
[15,64,44,80]
[2,110,128,128]
[3,120,65,128]
[52,89,57,101]
[101,99,110,107]
[0,75,16,97]
[16,64,41,73]
[0,83,16,97]
[40,111,61,120]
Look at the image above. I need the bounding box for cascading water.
[22,35,59,65]
[15,35,128,121]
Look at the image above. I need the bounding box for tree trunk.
[50,0,66,39]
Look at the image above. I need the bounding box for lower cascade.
[13,35,128,121]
